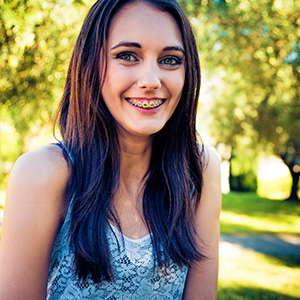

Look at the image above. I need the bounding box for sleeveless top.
[47,144,188,299]
[47,203,188,299]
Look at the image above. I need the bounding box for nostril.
[140,84,160,90]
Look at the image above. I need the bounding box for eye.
[116,52,137,62]
[160,56,182,66]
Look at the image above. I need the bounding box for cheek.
[105,67,136,94]
[168,71,185,98]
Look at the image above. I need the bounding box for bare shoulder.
[5,142,71,227]
[4,142,71,230]
[11,143,70,187]
[0,144,71,298]
[202,145,221,179]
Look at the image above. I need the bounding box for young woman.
[0,0,221,299]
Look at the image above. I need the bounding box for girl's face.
[101,1,185,140]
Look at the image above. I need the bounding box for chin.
[130,125,164,137]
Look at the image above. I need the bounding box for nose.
[137,61,161,90]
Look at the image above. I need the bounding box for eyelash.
[116,52,137,62]
[116,52,182,66]
[160,56,182,66]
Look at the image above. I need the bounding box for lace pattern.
[47,210,188,299]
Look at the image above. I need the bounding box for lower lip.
[126,99,165,114]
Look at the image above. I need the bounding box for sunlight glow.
[257,156,290,181]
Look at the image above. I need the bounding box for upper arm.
[183,146,222,300]
[0,145,70,300]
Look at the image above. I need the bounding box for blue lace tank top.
[47,200,188,299]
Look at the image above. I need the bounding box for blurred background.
[0,0,299,298]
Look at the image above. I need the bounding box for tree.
[192,0,299,200]
[0,0,93,184]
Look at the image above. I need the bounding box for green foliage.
[1,0,299,197]
[0,0,94,181]
[229,171,257,192]
[0,0,91,139]
[192,0,300,197]
[229,151,258,191]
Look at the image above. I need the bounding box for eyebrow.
[111,41,185,55]
[162,46,185,55]
[111,42,141,50]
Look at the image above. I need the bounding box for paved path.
[220,234,300,256]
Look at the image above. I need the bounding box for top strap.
[52,141,74,164]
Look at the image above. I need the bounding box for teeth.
[127,99,163,109]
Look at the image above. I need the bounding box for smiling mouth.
[126,98,164,109]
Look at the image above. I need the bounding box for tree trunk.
[286,166,300,201]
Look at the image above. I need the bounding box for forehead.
[107,2,183,48]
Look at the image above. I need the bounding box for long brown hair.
[55,0,204,283]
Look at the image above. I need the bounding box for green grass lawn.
[219,192,300,299]
[219,249,300,299]
[220,192,300,235]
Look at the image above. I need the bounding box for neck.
[111,130,153,234]
[118,131,153,190]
